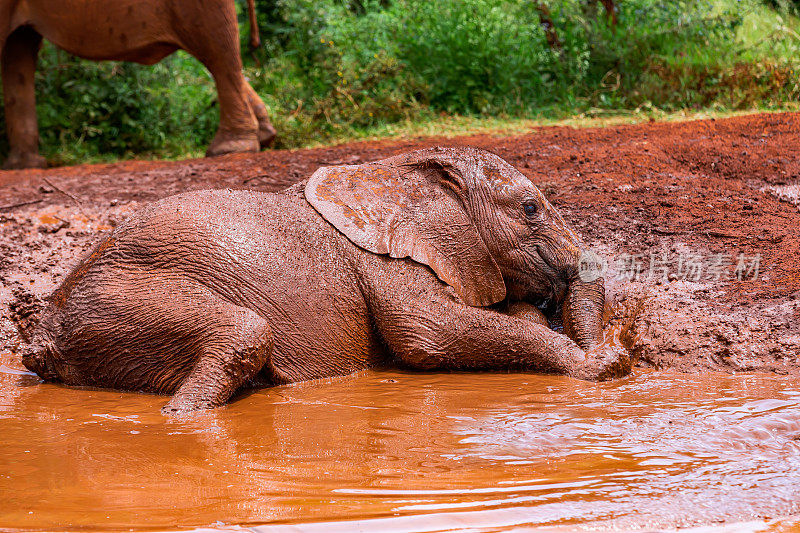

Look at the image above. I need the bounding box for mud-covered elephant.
[0,0,275,169]
[22,147,632,414]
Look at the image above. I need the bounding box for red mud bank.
[1,112,799,375]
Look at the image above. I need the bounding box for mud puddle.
[2,349,800,532]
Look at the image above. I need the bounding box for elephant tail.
[247,0,261,50]
[20,333,61,382]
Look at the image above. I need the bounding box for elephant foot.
[206,133,260,158]
[3,151,46,170]
[258,122,277,149]
[572,343,633,382]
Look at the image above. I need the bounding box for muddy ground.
[1,112,799,376]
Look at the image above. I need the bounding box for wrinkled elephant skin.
[22,147,631,414]
[0,0,275,169]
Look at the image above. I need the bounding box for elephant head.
[305,146,604,351]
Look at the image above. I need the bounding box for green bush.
[0,0,798,164]
[0,48,216,164]
[246,0,425,147]
[390,1,560,113]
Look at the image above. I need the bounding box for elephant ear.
[305,154,506,307]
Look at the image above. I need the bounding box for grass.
[71,106,800,165]
[258,105,800,147]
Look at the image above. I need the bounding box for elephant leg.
[502,301,550,327]
[39,270,274,410]
[244,82,276,148]
[162,304,273,416]
[2,27,46,170]
[178,2,260,157]
[203,68,260,157]
[371,274,631,380]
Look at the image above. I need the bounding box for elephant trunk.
[561,276,604,351]
[535,236,606,351]
[557,247,605,351]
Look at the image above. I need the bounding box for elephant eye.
[523,203,538,218]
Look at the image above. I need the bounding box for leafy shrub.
[390,0,561,113]
[245,0,426,147]
[0,47,216,164]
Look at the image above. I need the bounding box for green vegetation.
[1,0,799,164]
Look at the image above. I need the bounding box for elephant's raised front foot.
[3,151,46,170]
[206,132,260,158]
[572,343,633,382]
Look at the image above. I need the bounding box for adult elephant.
[22,147,632,414]
[0,0,276,169]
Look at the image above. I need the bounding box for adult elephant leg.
[162,304,273,416]
[179,2,259,157]
[203,65,260,156]
[244,82,276,148]
[2,27,46,169]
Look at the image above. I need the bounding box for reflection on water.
[1,350,800,532]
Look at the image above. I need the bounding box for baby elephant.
[23,147,631,414]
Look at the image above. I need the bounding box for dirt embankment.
[1,112,798,374]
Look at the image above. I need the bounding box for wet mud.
[1,112,799,531]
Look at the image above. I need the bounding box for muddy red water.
[2,352,800,531]
[1,113,800,531]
